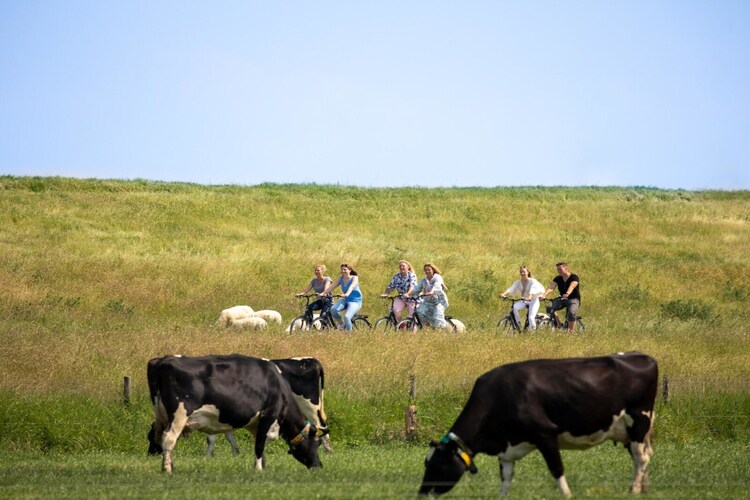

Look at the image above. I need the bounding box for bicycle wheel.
[288,315,309,332]
[352,316,371,330]
[373,316,394,332]
[574,318,586,334]
[311,316,329,331]
[497,316,517,334]
[396,318,417,332]
[535,318,553,331]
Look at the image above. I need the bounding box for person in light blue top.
[319,263,362,331]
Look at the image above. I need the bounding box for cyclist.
[295,264,333,323]
[500,265,546,330]
[406,263,449,328]
[380,260,417,323]
[541,262,581,332]
[319,263,362,331]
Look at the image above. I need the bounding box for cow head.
[287,423,327,468]
[419,435,478,496]
[147,423,162,455]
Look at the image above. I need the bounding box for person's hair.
[423,263,442,275]
[519,265,532,278]
[315,264,327,273]
[556,262,568,268]
[341,263,358,276]
[399,260,413,272]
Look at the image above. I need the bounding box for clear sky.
[2,1,748,189]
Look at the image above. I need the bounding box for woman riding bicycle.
[380,260,417,323]
[500,265,546,330]
[295,264,333,322]
[319,263,362,331]
[405,263,449,328]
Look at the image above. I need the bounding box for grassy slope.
[1,176,749,450]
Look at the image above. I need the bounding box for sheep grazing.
[253,309,283,324]
[230,316,267,330]
[450,319,466,333]
[216,305,255,327]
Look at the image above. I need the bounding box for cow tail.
[318,365,328,426]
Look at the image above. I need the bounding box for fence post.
[405,374,417,439]
[123,376,132,406]
[662,375,669,405]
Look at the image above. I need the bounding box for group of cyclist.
[295,260,579,332]
[500,262,581,332]
[295,261,449,331]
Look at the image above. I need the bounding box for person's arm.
[296,281,314,297]
[500,280,519,298]
[542,280,557,299]
[342,276,359,299]
[562,279,579,298]
[528,279,546,299]
[406,279,423,297]
[320,278,340,296]
[381,275,397,297]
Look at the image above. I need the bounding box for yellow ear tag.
[459,451,472,467]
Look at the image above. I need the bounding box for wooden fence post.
[405,374,417,439]
[662,375,669,405]
[123,376,132,406]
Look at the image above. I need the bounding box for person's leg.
[330,299,346,327]
[566,299,580,332]
[513,300,527,327]
[433,304,447,328]
[393,297,407,323]
[342,301,362,330]
[528,298,541,329]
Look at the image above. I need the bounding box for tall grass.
[1,176,749,448]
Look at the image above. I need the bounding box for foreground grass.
[1,442,748,498]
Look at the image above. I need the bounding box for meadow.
[1,176,749,497]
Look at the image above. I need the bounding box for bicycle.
[288,294,332,332]
[395,297,457,333]
[496,296,543,333]
[538,298,586,333]
[373,295,409,331]
[289,295,372,333]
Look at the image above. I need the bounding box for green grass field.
[1,176,749,496]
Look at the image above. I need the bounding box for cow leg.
[536,438,571,497]
[499,459,514,497]
[253,416,275,471]
[162,403,189,474]
[205,434,217,456]
[629,435,653,494]
[226,432,240,456]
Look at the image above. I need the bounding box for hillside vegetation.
[1,176,749,450]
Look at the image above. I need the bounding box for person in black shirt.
[542,262,580,332]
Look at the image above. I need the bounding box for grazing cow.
[419,352,658,497]
[205,356,332,454]
[147,354,325,474]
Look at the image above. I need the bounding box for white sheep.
[450,319,466,333]
[253,309,283,324]
[230,316,267,330]
[216,305,254,327]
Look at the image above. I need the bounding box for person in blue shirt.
[319,263,362,331]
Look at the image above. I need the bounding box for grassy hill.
[1,176,749,451]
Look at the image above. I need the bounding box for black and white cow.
[204,356,331,455]
[419,352,658,497]
[146,354,325,474]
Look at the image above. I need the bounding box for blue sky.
[2,1,748,189]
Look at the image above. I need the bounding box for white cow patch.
[499,441,537,461]
[558,409,632,449]
[290,356,313,361]
[186,405,236,434]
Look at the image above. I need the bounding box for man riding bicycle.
[542,262,581,332]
